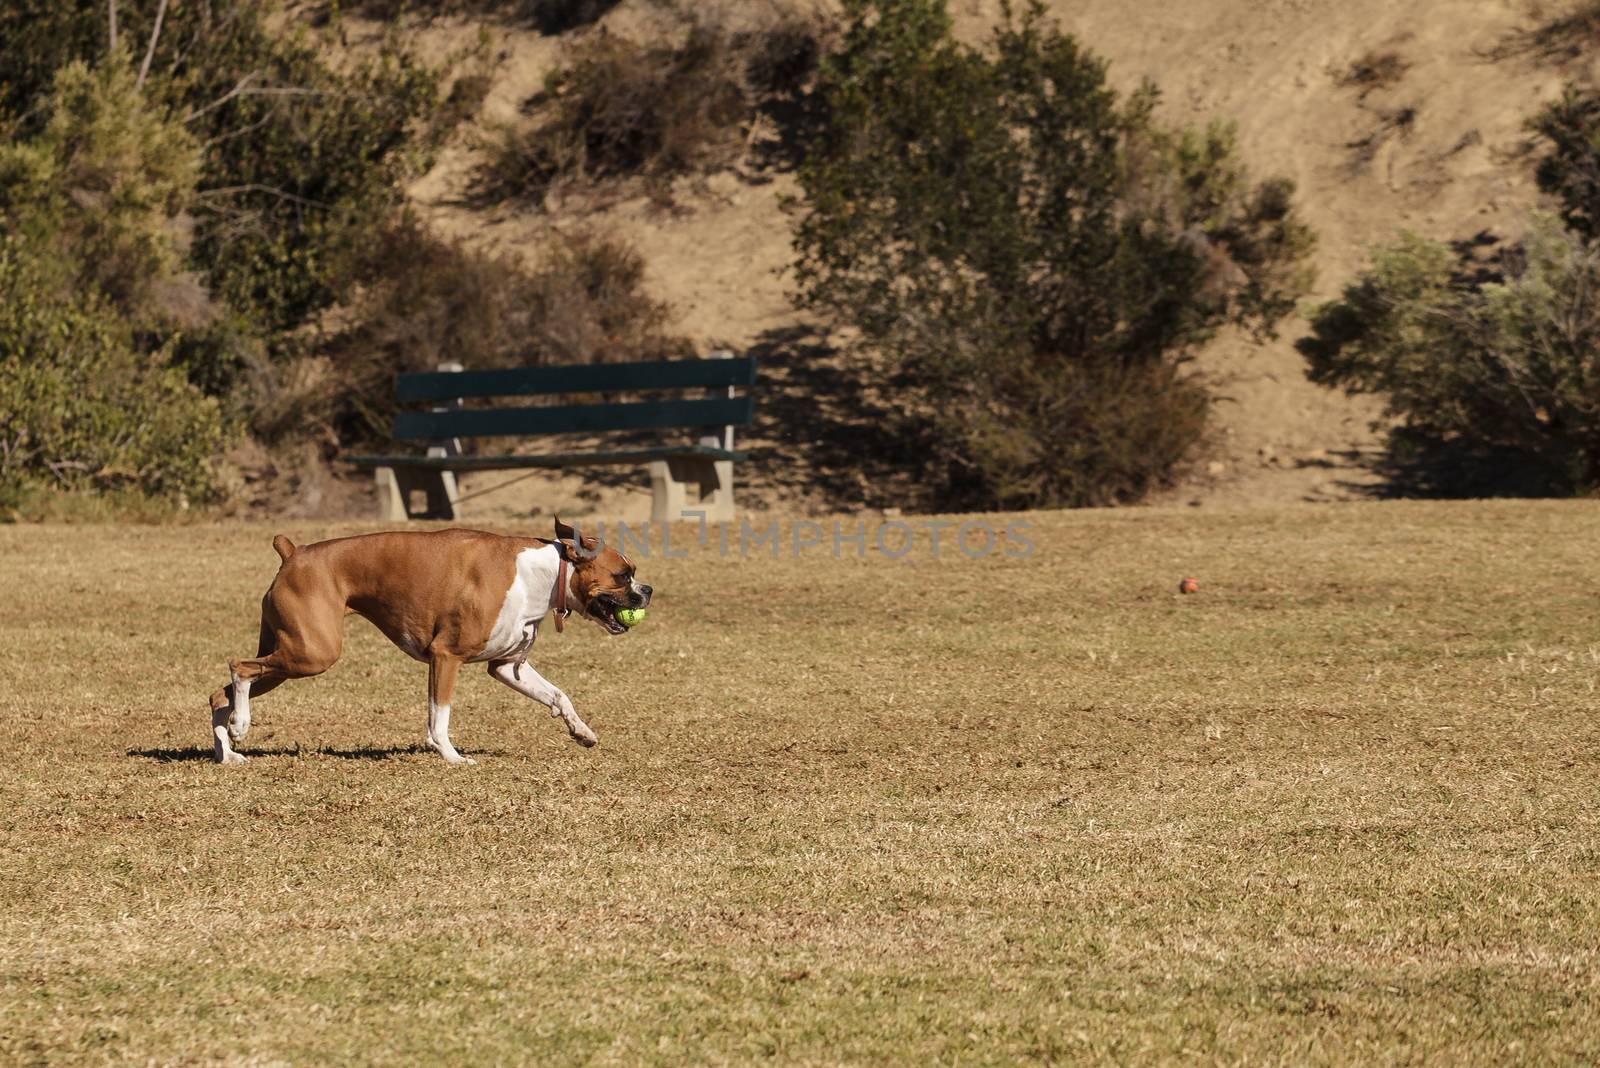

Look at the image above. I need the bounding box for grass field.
[2,501,1599,1065]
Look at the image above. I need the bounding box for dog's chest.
[475,546,557,663]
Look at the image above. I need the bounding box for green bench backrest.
[392,356,757,441]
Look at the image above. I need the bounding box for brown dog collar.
[553,555,571,633]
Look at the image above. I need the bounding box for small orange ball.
[1178,577,1199,594]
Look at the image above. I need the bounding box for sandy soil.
[371,0,1589,521]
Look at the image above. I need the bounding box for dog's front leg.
[427,654,475,765]
[487,660,597,747]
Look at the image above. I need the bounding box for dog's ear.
[553,515,598,558]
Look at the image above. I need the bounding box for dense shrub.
[1531,85,1600,242]
[175,19,446,338]
[0,58,206,326]
[316,220,692,444]
[0,1,105,138]
[480,8,827,204]
[481,27,746,203]
[0,0,483,514]
[1301,72,1600,496]
[1300,222,1600,495]
[0,58,223,507]
[790,0,1313,509]
[0,1,450,350]
[0,240,224,507]
[332,0,619,34]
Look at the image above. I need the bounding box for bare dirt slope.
[995,0,1586,505]
[390,0,1585,520]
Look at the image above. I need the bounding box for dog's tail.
[271,535,296,563]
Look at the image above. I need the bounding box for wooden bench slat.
[394,356,758,403]
[392,396,755,440]
[345,444,748,470]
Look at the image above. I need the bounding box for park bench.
[345,353,756,525]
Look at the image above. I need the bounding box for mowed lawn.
[2,502,1599,1066]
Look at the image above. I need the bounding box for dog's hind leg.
[425,654,474,765]
[218,613,280,738]
[209,589,342,765]
[487,659,597,747]
[210,673,283,765]
[208,617,270,764]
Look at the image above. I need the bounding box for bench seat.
[345,443,747,471]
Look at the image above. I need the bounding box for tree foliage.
[0,1,448,340]
[0,57,205,325]
[0,242,224,507]
[1301,222,1600,496]
[0,2,470,512]
[1301,79,1600,496]
[175,18,445,336]
[790,0,1313,508]
[1531,84,1600,243]
[0,61,222,507]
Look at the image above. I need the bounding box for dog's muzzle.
[586,581,651,635]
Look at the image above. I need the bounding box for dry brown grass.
[3,501,1600,1064]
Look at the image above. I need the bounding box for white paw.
[429,741,476,765]
[569,723,598,748]
[218,751,248,766]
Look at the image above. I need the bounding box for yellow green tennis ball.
[615,607,646,628]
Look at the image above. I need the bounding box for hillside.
[370,0,1588,520]
[1008,0,1586,506]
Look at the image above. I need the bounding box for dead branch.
[135,0,170,92]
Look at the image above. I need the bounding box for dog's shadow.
[127,743,502,763]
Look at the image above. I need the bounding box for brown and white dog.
[207,518,650,765]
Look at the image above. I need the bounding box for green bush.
[176,18,446,338]
[0,239,224,507]
[0,1,450,343]
[1302,76,1600,496]
[1531,85,1600,242]
[1300,221,1600,494]
[0,0,480,511]
[0,57,223,510]
[790,0,1313,509]
[0,58,205,327]
[0,1,105,138]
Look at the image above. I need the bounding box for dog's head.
[551,517,651,635]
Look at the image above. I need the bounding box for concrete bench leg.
[650,458,734,525]
[375,467,407,523]
[649,460,687,525]
[702,458,734,525]
[374,465,460,522]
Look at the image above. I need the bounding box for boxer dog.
[207,518,650,765]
